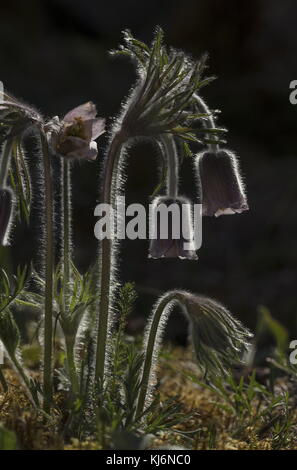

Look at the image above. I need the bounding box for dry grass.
[1,346,297,450]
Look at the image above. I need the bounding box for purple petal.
[58,136,88,155]
[91,118,106,139]
[149,238,198,260]
[66,140,98,160]
[196,149,248,217]
[148,196,198,260]
[82,119,106,140]
[63,102,97,122]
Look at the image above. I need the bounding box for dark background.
[1,0,297,343]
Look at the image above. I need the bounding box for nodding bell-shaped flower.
[148,196,197,260]
[50,102,105,160]
[196,149,248,217]
[0,187,13,246]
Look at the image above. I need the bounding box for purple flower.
[0,188,13,246]
[196,149,248,217]
[51,102,105,160]
[148,196,197,260]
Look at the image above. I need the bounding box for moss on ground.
[0,346,296,450]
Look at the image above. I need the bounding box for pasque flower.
[0,187,13,246]
[50,102,105,160]
[196,149,248,217]
[183,293,252,375]
[136,289,252,416]
[149,196,197,260]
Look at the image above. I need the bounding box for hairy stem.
[63,159,71,296]
[40,131,54,414]
[95,130,127,386]
[62,159,79,394]
[11,353,38,406]
[65,337,79,395]
[0,139,13,187]
[159,134,179,199]
[0,366,8,392]
[94,130,179,389]
[194,94,219,153]
[136,291,179,418]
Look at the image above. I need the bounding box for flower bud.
[148,196,197,260]
[137,289,252,415]
[183,293,252,375]
[196,149,248,217]
[0,188,13,246]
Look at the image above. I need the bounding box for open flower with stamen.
[50,102,105,160]
[196,149,248,217]
[149,196,197,260]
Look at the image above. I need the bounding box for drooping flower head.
[137,289,253,414]
[182,292,252,375]
[149,195,197,260]
[50,102,105,160]
[196,149,248,217]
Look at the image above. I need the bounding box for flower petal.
[63,102,97,122]
[91,118,106,139]
[58,136,88,156]
[196,149,248,217]
[82,118,106,140]
[148,196,198,260]
[65,140,98,160]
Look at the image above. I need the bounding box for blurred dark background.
[1,0,297,343]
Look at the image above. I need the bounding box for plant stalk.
[94,130,127,386]
[0,139,13,187]
[62,159,79,395]
[160,134,179,199]
[65,337,79,395]
[40,131,54,414]
[63,159,71,297]
[136,292,177,418]
[11,353,38,406]
[194,94,219,153]
[0,366,8,392]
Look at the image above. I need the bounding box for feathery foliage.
[113,27,225,146]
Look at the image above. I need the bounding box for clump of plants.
[0,28,253,449]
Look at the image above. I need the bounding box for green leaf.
[257,306,289,353]
[0,424,17,450]
[0,309,20,357]
[180,140,193,158]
